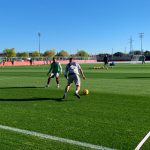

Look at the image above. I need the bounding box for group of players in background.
[45,57,86,100]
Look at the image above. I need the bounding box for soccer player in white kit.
[62,58,86,99]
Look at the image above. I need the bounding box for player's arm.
[59,63,62,74]
[47,65,52,75]
[78,64,86,79]
[79,67,86,80]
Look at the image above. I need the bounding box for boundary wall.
[0,60,97,66]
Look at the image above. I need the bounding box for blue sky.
[0,0,150,54]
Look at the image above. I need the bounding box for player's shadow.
[0,97,65,102]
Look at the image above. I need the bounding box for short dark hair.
[69,57,73,61]
[53,57,56,61]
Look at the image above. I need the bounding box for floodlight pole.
[111,48,113,61]
[129,36,133,54]
[139,33,144,54]
[38,32,41,56]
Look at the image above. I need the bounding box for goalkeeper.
[45,57,62,88]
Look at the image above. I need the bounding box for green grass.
[0,63,150,150]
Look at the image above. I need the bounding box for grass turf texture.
[0,63,150,150]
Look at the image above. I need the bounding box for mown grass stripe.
[0,124,115,150]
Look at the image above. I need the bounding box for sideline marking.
[0,124,115,150]
[135,131,150,150]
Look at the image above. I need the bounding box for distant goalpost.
[130,55,142,64]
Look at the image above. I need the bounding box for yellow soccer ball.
[83,89,89,95]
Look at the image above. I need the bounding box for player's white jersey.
[65,62,81,75]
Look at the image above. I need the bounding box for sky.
[0,0,150,54]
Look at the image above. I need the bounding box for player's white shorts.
[68,74,80,86]
[50,72,59,78]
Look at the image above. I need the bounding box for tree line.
[1,48,89,58]
[2,48,150,58]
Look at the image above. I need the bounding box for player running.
[62,58,86,99]
[45,57,62,88]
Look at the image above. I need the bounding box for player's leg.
[103,62,106,68]
[74,85,80,99]
[45,77,51,87]
[55,73,60,88]
[45,73,54,87]
[74,75,81,99]
[56,77,59,88]
[62,83,71,99]
[62,76,73,99]
[76,85,80,93]
[65,84,71,93]
[104,62,108,70]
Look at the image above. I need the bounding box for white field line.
[135,131,150,150]
[0,124,115,150]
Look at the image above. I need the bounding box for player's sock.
[75,90,78,94]
[62,93,66,99]
[45,84,49,88]
[57,84,60,88]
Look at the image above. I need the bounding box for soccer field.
[0,63,150,150]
